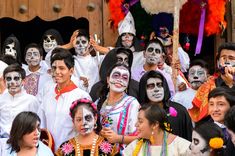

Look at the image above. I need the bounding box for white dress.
[37,83,91,151]
[123,136,190,156]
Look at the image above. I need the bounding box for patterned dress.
[55,136,119,156]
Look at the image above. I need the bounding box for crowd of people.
[0,12,235,156]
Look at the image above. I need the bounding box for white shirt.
[38,84,91,151]
[132,51,145,70]
[73,55,104,92]
[3,141,54,156]
[123,136,190,156]
[0,90,39,138]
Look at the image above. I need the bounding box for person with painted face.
[1,35,22,65]
[56,98,119,156]
[132,39,175,97]
[37,48,91,151]
[0,60,8,94]
[72,29,105,92]
[0,64,39,139]
[90,47,139,101]
[139,70,193,141]
[189,42,235,123]
[96,64,140,152]
[207,87,235,155]
[23,43,51,96]
[172,59,209,110]
[123,104,190,156]
[188,122,224,156]
[1,111,53,156]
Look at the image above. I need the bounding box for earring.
[94,123,97,129]
[150,131,154,144]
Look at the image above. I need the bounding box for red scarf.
[54,81,77,100]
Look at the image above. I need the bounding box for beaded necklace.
[75,135,98,156]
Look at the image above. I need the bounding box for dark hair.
[1,35,21,63]
[189,59,209,73]
[3,64,26,79]
[139,104,168,131]
[7,111,41,153]
[97,63,131,111]
[116,47,133,67]
[139,70,171,108]
[208,87,235,107]
[50,48,74,69]
[217,42,235,61]
[224,105,235,133]
[70,98,101,133]
[24,43,43,57]
[145,39,166,55]
[193,122,224,156]
[115,35,144,52]
[0,55,19,65]
[77,29,90,40]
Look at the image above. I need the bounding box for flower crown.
[69,98,97,117]
[209,137,224,149]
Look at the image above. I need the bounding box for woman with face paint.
[139,70,193,141]
[188,122,224,156]
[123,104,190,156]
[2,111,53,156]
[56,98,119,156]
[96,64,140,152]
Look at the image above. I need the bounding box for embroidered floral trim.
[100,141,113,154]
[61,142,74,155]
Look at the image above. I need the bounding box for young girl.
[56,98,119,156]
[123,104,190,156]
[4,111,53,156]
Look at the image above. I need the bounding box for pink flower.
[100,141,112,154]
[61,143,74,155]
[169,107,177,117]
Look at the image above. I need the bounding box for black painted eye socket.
[5,76,21,81]
[85,115,92,122]
[147,47,154,52]
[81,40,87,44]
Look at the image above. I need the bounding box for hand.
[178,82,187,91]
[71,30,79,47]
[80,76,89,88]
[101,127,120,143]
[172,59,181,70]
[221,66,235,88]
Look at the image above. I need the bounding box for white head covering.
[0,60,8,78]
[118,12,136,36]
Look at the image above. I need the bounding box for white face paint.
[5,72,22,95]
[5,43,17,59]
[74,36,89,56]
[43,35,58,53]
[109,66,130,93]
[82,107,95,135]
[146,78,164,103]
[25,48,41,67]
[188,65,207,90]
[190,131,209,156]
[116,53,129,66]
[121,33,134,48]
[145,43,163,65]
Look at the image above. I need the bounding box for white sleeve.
[127,98,140,134]
[37,102,46,129]
[123,139,138,156]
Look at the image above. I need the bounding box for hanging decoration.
[140,0,187,14]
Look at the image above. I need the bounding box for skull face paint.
[116,53,129,66]
[188,65,207,90]
[121,33,134,48]
[5,43,17,59]
[25,48,41,67]
[108,66,130,93]
[145,43,163,65]
[82,107,95,135]
[146,78,164,103]
[43,35,58,53]
[74,36,89,56]
[189,131,209,156]
[5,71,22,95]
